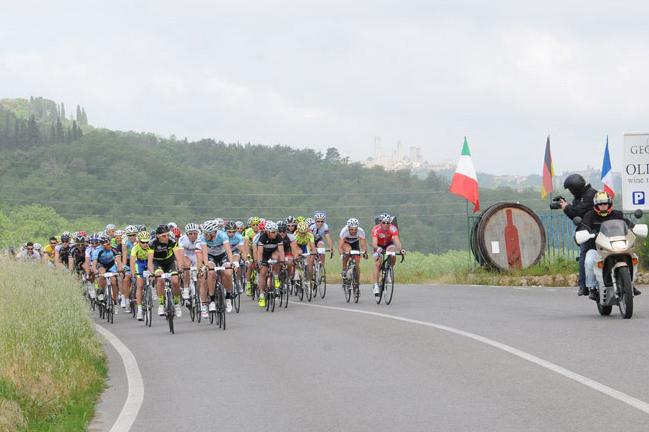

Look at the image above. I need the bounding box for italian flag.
[449,137,480,212]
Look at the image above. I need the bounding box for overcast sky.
[2,1,648,175]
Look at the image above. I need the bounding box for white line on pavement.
[95,324,144,432]
[292,302,649,415]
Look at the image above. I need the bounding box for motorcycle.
[574,209,648,319]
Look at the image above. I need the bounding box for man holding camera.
[555,174,597,296]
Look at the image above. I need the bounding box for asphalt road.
[91,284,649,431]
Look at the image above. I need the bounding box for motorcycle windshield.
[599,219,628,237]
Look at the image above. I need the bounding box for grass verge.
[322,251,578,286]
[0,260,106,432]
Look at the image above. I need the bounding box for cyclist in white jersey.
[179,223,203,301]
[338,218,368,280]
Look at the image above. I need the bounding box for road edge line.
[291,302,649,415]
[95,324,144,432]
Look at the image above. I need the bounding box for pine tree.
[26,115,40,147]
[76,104,81,122]
[81,107,88,125]
[60,103,65,120]
[55,118,64,143]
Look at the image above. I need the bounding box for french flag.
[601,136,615,198]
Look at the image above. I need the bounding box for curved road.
[91,284,649,431]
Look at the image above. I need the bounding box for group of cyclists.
[14,211,406,322]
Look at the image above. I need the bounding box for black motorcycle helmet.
[563,174,586,196]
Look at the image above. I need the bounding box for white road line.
[95,324,144,432]
[292,302,649,415]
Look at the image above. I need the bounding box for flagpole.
[466,199,471,270]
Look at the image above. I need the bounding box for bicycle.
[142,273,154,328]
[231,261,243,313]
[278,260,290,309]
[209,266,227,330]
[81,272,96,312]
[312,248,330,300]
[263,259,280,312]
[342,250,362,303]
[156,272,176,334]
[375,251,405,305]
[248,261,259,301]
[292,254,309,302]
[128,274,137,318]
[100,272,119,324]
[185,266,202,322]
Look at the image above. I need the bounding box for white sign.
[622,132,649,211]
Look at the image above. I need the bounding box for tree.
[60,103,66,120]
[325,147,340,162]
[76,105,81,122]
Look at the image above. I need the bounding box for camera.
[549,196,565,210]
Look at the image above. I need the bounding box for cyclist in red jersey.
[371,213,405,296]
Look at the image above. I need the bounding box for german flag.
[541,136,554,199]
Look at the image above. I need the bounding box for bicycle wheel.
[107,286,114,324]
[218,285,226,330]
[166,293,175,334]
[234,288,241,313]
[144,286,152,327]
[375,270,384,304]
[320,264,327,299]
[383,266,395,305]
[353,265,360,303]
[343,264,351,303]
[306,276,313,302]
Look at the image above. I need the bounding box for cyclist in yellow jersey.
[42,236,58,266]
[294,221,316,279]
[130,231,152,321]
[244,217,261,296]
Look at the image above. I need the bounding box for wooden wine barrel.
[471,202,546,271]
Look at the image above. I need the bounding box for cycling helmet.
[156,224,169,235]
[33,243,42,251]
[593,191,613,216]
[77,230,87,237]
[277,220,288,232]
[167,222,178,229]
[98,234,110,244]
[258,219,267,231]
[137,231,151,243]
[286,215,296,224]
[235,220,245,229]
[380,213,392,223]
[105,224,116,230]
[266,221,278,232]
[61,231,71,238]
[214,218,225,229]
[564,174,587,196]
[125,225,138,235]
[137,224,147,232]
[297,221,309,233]
[225,221,237,231]
[249,216,261,227]
[314,212,326,221]
[60,233,71,242]
[185,223,200,233]
[150,229,156,238]
[75,233,86,243]
[306,217,315,226]
[170,226,181,239]
[203,220,219,233]
[295,216,306,223]
[346,218,359,228]
[114,230,125,237]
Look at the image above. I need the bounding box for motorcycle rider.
[581,191,640,300]
[558,174,597,296]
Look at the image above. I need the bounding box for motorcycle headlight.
[611,240,627,250]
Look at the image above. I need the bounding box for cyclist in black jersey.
[148,224,185,317]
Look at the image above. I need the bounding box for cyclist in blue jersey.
[92,234,123,309]
[199,220,238,313]
[225,221,248,293]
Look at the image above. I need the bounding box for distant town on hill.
[361,140,622,193]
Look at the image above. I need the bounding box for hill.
[0,97,550,253]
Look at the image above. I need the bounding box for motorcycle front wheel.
[616,266,633,319]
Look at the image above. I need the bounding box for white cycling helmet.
[185,223,200,233]
[266,221,278,232]
[125,225,138,235]
[306,217,315,226]
[235,221,245,229]
[203,220,219,233]
[167,222,178,229]
[214,218,225,229]
[346,218,359,228]
[314,212,326,221]
[33,243,42,251]
[105,224,116,230]
[114,230,125,237]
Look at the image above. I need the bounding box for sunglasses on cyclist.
[316,220,324,223]
[227,230,235,234]
[127,234,137,237]
[27,247,34,251]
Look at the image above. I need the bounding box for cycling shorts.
[299,244,308,254]
[208,252,227,267]
[135,259,148,277]
[153,258,177,274]
[345,240,360,251]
